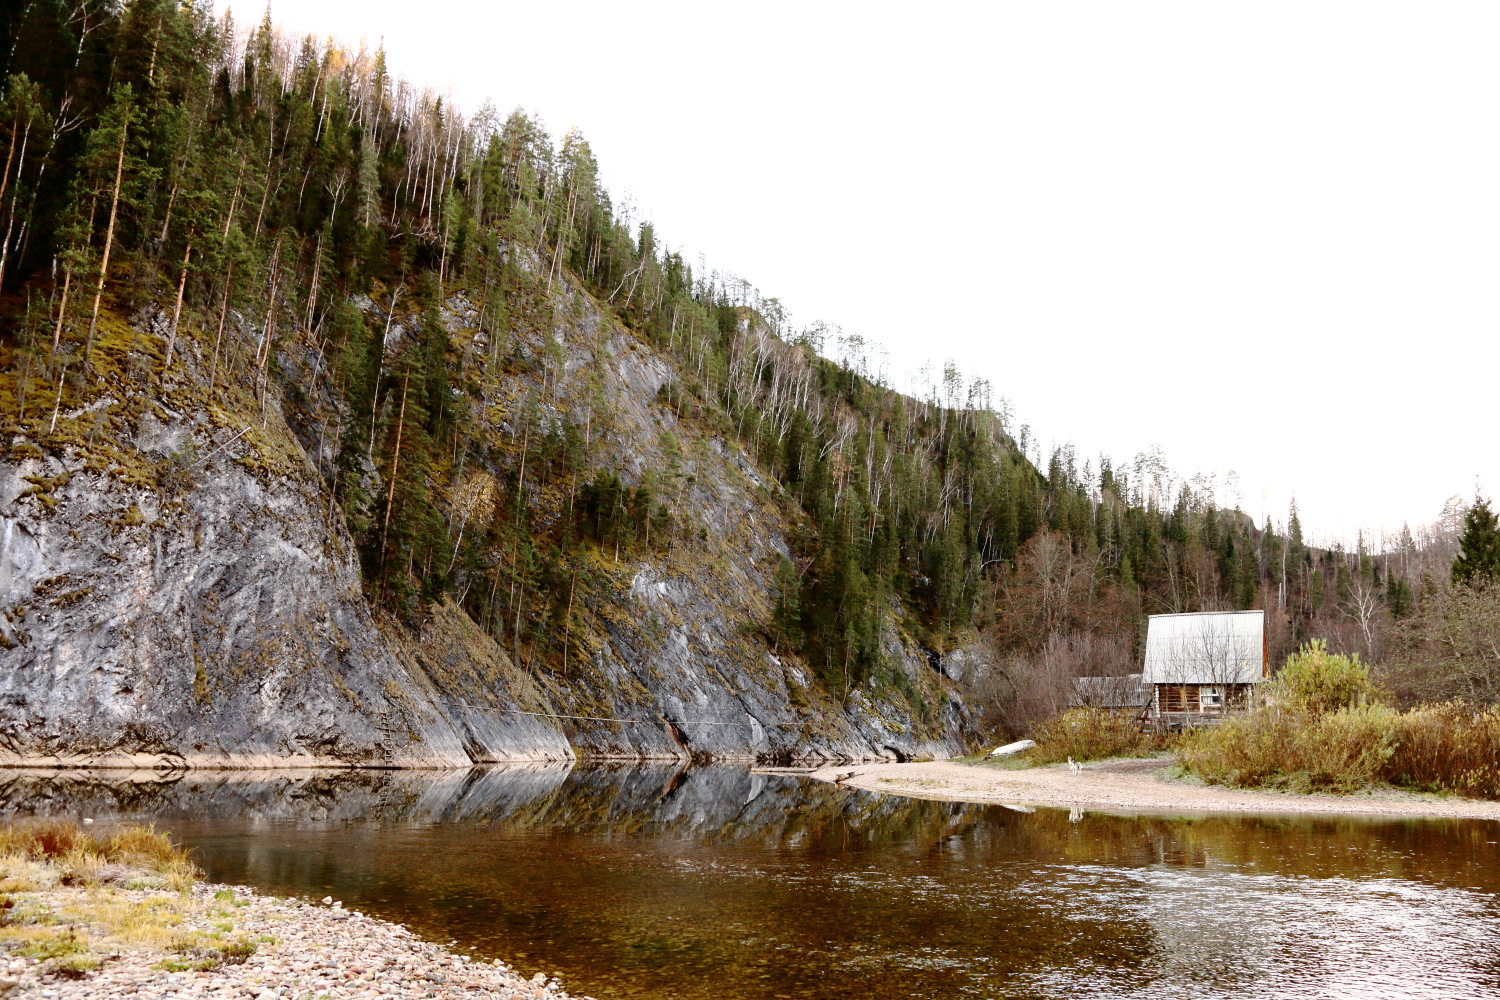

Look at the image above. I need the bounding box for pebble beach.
[813,758,1500,818]
[0,877,587,1000]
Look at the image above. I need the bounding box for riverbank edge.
[0,863,588,999]
[808,759,1500,820]
[0,750,917,770]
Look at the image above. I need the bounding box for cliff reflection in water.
[2,765,1498,999]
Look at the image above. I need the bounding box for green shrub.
[160,935,258,972]
[1028,707,1159,764]
[47,953,100,979]
[1175,704,1400,794]
[1278,640,1373,714]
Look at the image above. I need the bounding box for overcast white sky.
[230,1,1499,545]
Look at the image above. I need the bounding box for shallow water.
[3,765,1499,999]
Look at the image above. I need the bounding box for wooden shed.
[1143,611,1267,727]
[1069,674,1150,714]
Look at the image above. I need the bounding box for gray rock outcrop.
[0,280,980,766]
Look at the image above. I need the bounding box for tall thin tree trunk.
[0,119,31,292]
[253,116,276,239]
[366,285,402,460]
[209,262,234,388]
[163,230,193,369]
[562,569,577,677]
[222,157,245,244]
[0,117,19,209]
[50,263,72,357]
[85,112,130,367]
[304,232,322,332]
[380,375,409,560]
[508,417,533,660]
[47,363,67,435]
[256,243,281,402]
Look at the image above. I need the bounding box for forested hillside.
[0,1,1486,759]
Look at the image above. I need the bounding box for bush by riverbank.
[1175,642,1500,799]
[1024,708,1169,765]
[1176,700,1500,798]
[0,819,585,998]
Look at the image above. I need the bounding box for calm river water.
[2,765,1498,999]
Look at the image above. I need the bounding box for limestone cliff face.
[0,311,571,767]
[425,273,974,762]
[0,280,985,767]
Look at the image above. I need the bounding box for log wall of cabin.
[1152,683,1254,719]
[1158,684,1200,713]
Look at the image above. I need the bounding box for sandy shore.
[0,871,585,999]
[810,758,1500,820]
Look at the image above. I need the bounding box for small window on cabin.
[1201,686,1224,707]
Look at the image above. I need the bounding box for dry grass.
[49,887,198,948]
[1175,701,1500,799]
[0,819,256,978]
[1026,707,1166,765]
[1388,702,1500,799]
[0,818,198,891]
[1174,704,1400,794]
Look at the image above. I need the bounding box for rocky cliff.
[0,274,986,768]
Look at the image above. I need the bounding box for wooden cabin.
[1069,674,1150,715]
[1143,611,1267,728]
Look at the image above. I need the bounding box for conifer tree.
[1452,495,1500,587]
[1386,574,1414,619]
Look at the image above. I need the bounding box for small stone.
[322,897,333,905]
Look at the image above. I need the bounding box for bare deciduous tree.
[1339,579,1383,657]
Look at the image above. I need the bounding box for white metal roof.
[1143,611,1266,685]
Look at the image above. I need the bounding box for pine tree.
[1386,574,1414,618]
[1452,495,1500,587]
[769,556,805,652]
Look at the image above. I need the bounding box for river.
[2,765,1497,999]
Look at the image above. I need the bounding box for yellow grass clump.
[0,819,272,979]
[0,818,199,890]
[1026,707,1165,765]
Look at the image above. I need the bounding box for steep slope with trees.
[0,2,984,764]
[0,3,1485,764]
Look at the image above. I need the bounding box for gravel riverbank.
[0,872,586,1000]
[811,758,1500,819]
